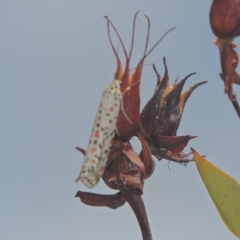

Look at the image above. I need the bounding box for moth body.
[75,78,122,188]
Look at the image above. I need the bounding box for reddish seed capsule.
[210,0,240,39]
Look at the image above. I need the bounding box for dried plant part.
[75,140,154,240]
[214,38,240,117]
[74,11,206,240]
[140,57,207,163]
[105,11,175,141]
[210,0,240,118]
[75,11,175,188]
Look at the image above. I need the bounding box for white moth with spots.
[75,78,122,188]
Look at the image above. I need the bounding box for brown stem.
[118,182,152,240]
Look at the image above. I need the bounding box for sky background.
[1,0,240,239]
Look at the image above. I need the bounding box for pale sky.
[1,0,240,239]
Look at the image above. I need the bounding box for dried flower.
[140,57,207,163]
[104,11,175,141]
[75,12,206,240]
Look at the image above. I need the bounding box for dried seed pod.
[210,0,240,39]
[210,0,240,118]
[140,58,207,163]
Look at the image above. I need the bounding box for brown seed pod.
[210,0,240,39]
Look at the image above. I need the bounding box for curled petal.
[152,135,197,153]
[179,80,208,114]
[75,191,126,209]
[122,143,146,176]
[155,72,196,136]
[150,146,194,163]
[138,133,155,179]
[110,171,144,195]
[102,141,145,192]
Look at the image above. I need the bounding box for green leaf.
[192,148,240,238]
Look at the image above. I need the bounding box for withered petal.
[150,146,194,163]
[75,191,126,209]
[152,135,197,153]
[138,133,155,179]
[157,57,170,92]
[102,141,145,190]
[164,72,196,110]
[122,143,146,176]
[109,171,144,195]
[156,73,196,136]
[153,63,162,93]
[179,80,207,114]
[140,57,169,137]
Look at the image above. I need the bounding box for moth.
[75,75,136,188]
[75,79,123,188]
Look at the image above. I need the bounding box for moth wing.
[97,81,122,176]
[75,98,105,188]
[76,79,122,188]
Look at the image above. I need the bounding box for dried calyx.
[140,57,207,163]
